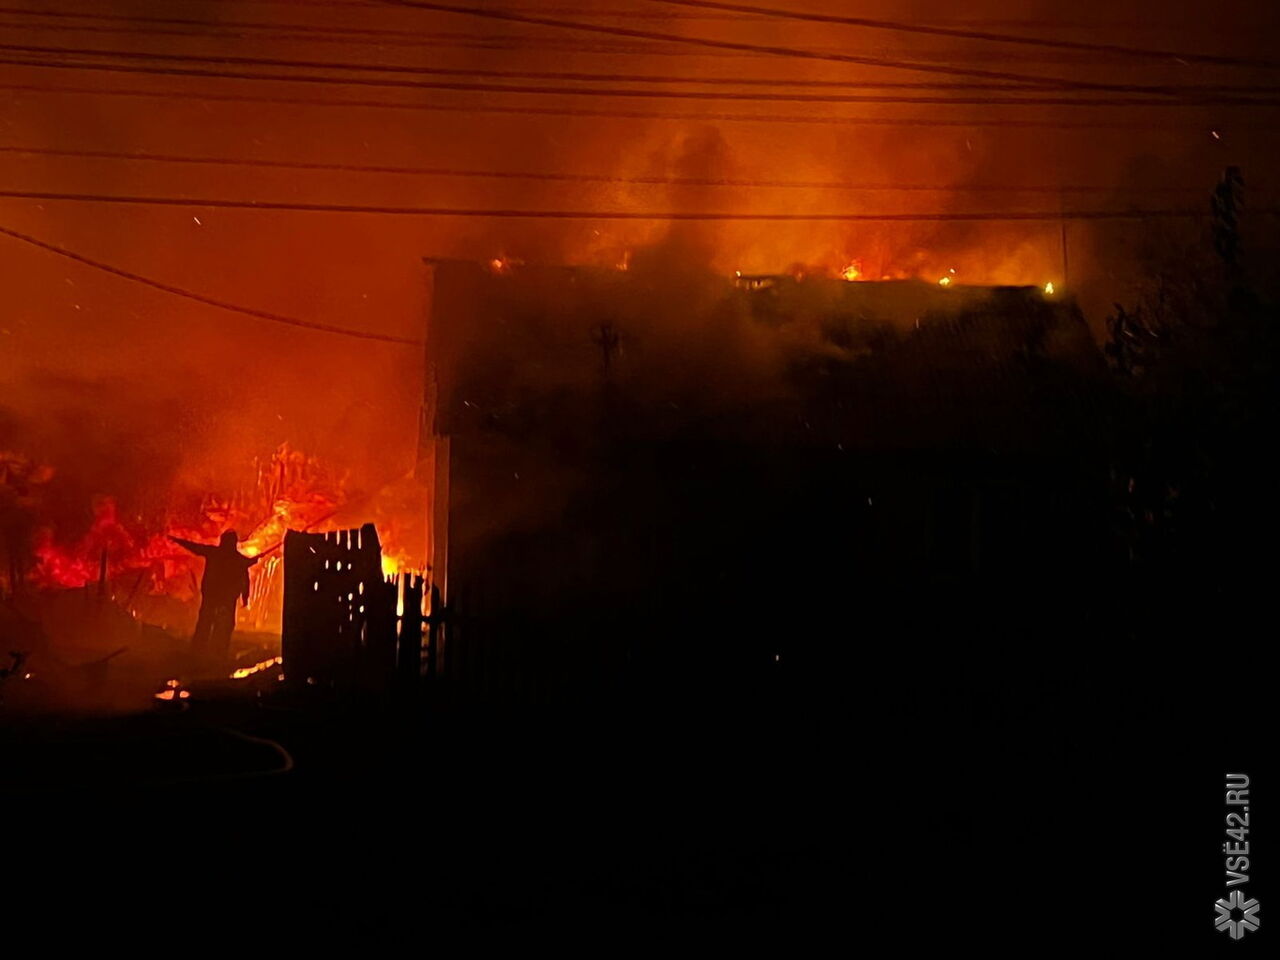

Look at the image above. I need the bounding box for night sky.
[2,0,1275,503]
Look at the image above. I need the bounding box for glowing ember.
[489,255,522,275]
[154,678,191,701]
[230,656,283,680]
[938,276,953,287]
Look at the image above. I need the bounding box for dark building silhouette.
[420,259,1108,706]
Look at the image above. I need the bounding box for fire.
[840,261,862,282]
[230,656,282,680]
[939,268,957,287]
[1044,281,1056,295]
[489,255,523,275]
[154,678,190,701]
[9,442,424,636]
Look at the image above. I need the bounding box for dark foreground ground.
[3,625,1270,948]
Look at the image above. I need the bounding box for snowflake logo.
[1215,890,1260,939]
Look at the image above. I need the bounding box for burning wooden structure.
[420,258,1108,704]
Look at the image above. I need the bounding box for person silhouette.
[170,531,259,663]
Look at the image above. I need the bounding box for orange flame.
[230,656,283,680]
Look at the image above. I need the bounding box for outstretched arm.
[169,536,214,558]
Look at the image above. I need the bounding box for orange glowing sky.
[3,0,1278,493]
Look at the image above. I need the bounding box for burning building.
[421,257,1107,704]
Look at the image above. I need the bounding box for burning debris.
[153,677,190,702]
[229,655,283,680]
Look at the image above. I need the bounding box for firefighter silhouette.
[170,531,259,662]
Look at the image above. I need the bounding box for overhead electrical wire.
[0,188,1248,221]
[8,40,1247,98]
[3,5,758,29]
[0,16,1242,66]
[0,28,1231,91]
[0,221,423,344]
[643,0,1280,70]
[60,0,754,15]
[0,18,609,53]
[17,3,1259,34]
[0,144,1221,194]
[374,1,1217,97]
[5,54,1275,106]
[0,79,1245,129]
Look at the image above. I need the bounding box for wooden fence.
[281,523,435,693]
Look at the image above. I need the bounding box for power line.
[163,0,380,7]
[644,0,1280,70]
[0,8,1242,63]
[375,1,1213,96]
[14,4,1263,52]
[0,20,1203,90]
[0,19,787,61]
[0,221,423,344]
[0,17,586,54]
[7,54,1275,106]
[0,14,620,53]
[26,0,753,15]
[0,9,756,60]
[9,40,1226,97]
[0,79,1244,128]
[59,0,1263,30]
[0,14,1243,66]
[0,144,1221,194]
[0,189,1242,221]
[0,4,760,29]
